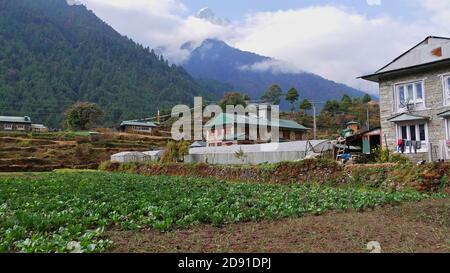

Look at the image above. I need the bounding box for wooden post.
[428,141,433,162]
[313,103,317,140]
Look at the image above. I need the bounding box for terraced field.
[0,132,168,171]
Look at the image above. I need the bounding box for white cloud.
[234,6,433,93]
[77,0,450,95]
[366,0,381,6]
[239,59,303,74]
[421,0,450,29]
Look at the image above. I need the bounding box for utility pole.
[313,103,317,140]
[366,105,370,130]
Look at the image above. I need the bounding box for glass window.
[446,77,450,103]
[395,81,425,111]
[401,126,407,139]
[399,86,405,105]
[419,124,426,141]
[407,85,414,101]
[410,125,416,141]
[397,123,428,153]
[416,83,423,100]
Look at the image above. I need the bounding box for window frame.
[394,80,425,113]
[4,123,13,130]
[16,124,25,131]
[395,121,429,153]
[445,118,450,141]
[443,74,450,106]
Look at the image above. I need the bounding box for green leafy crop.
[0,171,442,253]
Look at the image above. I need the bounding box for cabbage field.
[0,171,443,253]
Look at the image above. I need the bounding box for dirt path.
[108,198,449,253]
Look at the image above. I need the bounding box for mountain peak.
[196,7,230,26]
[183,38,368,105]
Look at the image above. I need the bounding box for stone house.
[204,112,309,147]
[362,36,450,161]
[0,116,32,132]
[119,120,158,135]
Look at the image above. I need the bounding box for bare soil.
[108,198,450,253]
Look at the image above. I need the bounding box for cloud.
[234,6,434,93]
[79,0,232,62]
[239,59,303,74]
[77,0,450,95]
[196,7,230,26]
[366,0,381,6]
[421,0,450,29]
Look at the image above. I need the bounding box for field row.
[0,171,445,253]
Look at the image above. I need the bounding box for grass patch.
[0,171,445,253]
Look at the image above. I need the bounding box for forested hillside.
[183,39,372,109]
[0,0,213,127]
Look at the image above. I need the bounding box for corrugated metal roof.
[120,120,157,127]
[0,116,32,123]
[142,150,164,156]
[377,37,450,74]
[111,151,147,157]
[361,36,450,82]
[189,140,332,155]
[388,113,430,122]
[31,124,47,129]
[205,113,309,130]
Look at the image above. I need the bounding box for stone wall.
[100,160,450,193]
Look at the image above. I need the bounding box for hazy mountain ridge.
[183,39,370,107]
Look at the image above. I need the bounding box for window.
[395,81,425,112]
[445,118,450,150]
[444,75,450,105]
[4,124,12,130]
[16,124,25,131]
[397,122,428,153]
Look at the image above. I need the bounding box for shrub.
[390,153,411,164]
[374,147,390,163]
[161,140,189,163]
[75,143,92,159]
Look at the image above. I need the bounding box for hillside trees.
[286,88,299,113]
[219,92,248,110]
[299,99,312,115]
[0,0,213,128]
[261,84,283,105]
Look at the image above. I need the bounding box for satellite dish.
[400,98,414,112]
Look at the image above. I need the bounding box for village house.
[362,36,450,161]
[119,120,158,135]
[0,116,32,132]
[204,112,309,147]
[31,124,48,133]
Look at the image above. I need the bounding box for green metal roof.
[0,116,32,123]
[205,113,309,131]
[387,113,430,122]
[120,120,157,127]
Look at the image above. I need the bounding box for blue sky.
[182,0,417,21]
[79,0,450,94]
